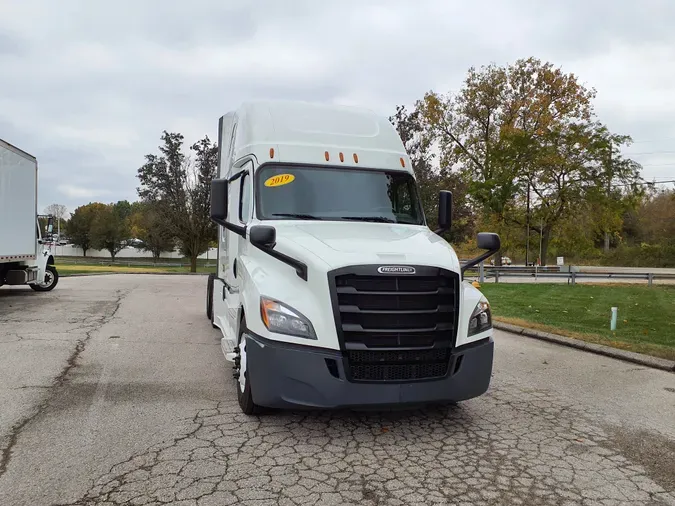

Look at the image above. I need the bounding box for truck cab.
[0,138,59,292]
[206,100,499,414]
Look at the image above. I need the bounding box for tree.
[66,203,106,257]
[43,203,69,239]
[91,201,132,260]
[389,105,474,243]
[418,57,642,264]
[44,203,67,221]
[636,188,675,245]
[136,131,218,272]
[129,201,176,261]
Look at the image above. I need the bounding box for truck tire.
[206,273,214,320]
[236,316,261,415]
[30,265,59,292]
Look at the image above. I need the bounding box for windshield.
[255,165,425,225]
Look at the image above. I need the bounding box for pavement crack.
[0,289,128,480]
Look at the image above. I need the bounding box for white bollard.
[610,307,618,331]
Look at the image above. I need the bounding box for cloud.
[56,184,112,200]
[1,0,674,214]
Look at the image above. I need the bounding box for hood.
[270,221,461,272]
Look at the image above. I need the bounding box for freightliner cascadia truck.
[0,138,59,291]
[205,100,499,414]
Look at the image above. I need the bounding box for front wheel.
[235,316,261,415]
[30,265,59,292]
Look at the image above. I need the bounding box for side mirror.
[477,232,500,251]
[46,216,54,234]
[249,225,276,249]
[210,179,228,222]
[435,190,453,234]
[461,231,502,277]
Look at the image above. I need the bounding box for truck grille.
[329,265,459,383]
[347,349,450,381]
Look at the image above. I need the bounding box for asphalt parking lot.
[1,274,674,506]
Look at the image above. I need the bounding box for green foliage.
[66,203,107,256]
[389,105,475,243]
[599,244,675,268]
[634,189,675,246]
[90,201,133,260]
[129,201,175,260]
[136,131,218,272]
[416,57,644,264]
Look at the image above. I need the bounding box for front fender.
[456,280,492,347]
[238,248,340,351]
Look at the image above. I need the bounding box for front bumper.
[245,333,494,409]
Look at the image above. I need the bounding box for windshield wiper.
[340,216,396,223]
[271,213,323,220]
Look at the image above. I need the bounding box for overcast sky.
[2,0,674,215]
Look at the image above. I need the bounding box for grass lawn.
[478,283,675,361]
[56,263,217,276]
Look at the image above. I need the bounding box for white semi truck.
[206,100,500,414]
[0,138,59,291]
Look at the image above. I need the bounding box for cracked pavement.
[1,275,674,505]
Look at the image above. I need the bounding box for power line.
[629,138,675,143]
[622,150,675,155]
[612,179,675,187]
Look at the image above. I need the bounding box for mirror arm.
[433,225,448,235]
[211,217,246,238]
[461,248,500,278]
[250,242,308,281]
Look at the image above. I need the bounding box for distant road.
[577,265,675,275]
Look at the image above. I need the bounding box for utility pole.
[525,182,530,266]
[604,141,612,253]
[539,217,543,265]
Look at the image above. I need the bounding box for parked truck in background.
[206,100,500,414]
[0,138,59,291]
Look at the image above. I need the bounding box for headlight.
[260,297,316,339]
[468,300,492,336]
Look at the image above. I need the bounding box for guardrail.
[462,264,675,286]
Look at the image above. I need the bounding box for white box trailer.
[206,100,500,414]
[0,138,59,291]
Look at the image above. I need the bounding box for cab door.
[223,160,253,336]
[214,160,253,348]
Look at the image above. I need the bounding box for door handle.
[217,276,235,299]
[222,279,238,295]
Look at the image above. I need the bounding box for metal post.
[571,271,576,285]
[495,271,500,284]
[648,272,653,287]
[525,182,530,266]
[539,217,543,267]
[479,261,485,283]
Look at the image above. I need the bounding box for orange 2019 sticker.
[264,173,295,187]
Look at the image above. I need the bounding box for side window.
[239,172,252,223]
[394,180,412,215]
[227,124,237,168]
